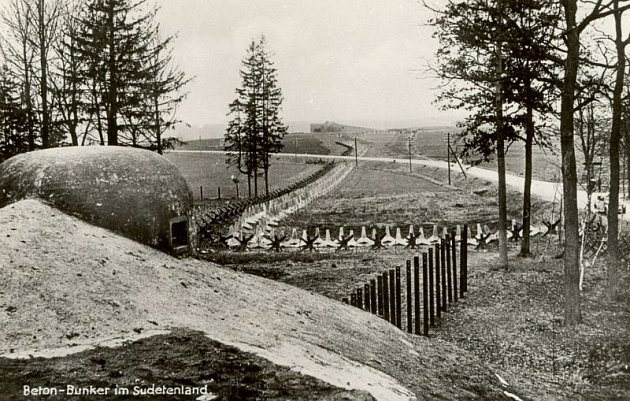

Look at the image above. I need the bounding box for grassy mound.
[0,199,525,400]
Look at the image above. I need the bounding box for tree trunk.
[625,116,630,200]
[106,3,118,146]
[154,95,162,154]
[253,134,258,197]
[264,165,269,196]
[495,5,508,269]
[37,0,50,148]
[69,34,79,146]
[520,102,534,257]
[606,0,626,300]
[247,172,251,198]
[560,0,582,326]
[21,34,34,151]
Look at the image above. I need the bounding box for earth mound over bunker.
[0,146,192,251]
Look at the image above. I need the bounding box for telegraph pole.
[408,136,412,173]
[447,132,451,185]
[355,137,358,167]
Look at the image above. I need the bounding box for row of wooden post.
[342,225,469,337]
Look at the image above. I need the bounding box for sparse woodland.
[426,0,630,327]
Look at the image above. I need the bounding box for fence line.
[342,225,469,337]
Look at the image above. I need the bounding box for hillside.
[0,199,525,401]
[310,121,380,134]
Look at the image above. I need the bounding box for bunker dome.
[0,146,193,253]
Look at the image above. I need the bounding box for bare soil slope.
[1,200,523,400]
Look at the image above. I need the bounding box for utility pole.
[294,137,298,162]
[355,137,358,167]
[408,136,412,173]
[447,132,451,185]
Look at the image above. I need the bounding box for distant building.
[310,121,344,133]
[310,121,373,134]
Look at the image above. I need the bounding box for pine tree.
[71,0,187,149]
[257,36,288,195]
[224,35,287,197]
[142,26,190,154]
[225,98,253,195]
[0,0,37,151]
[0,65,29,161]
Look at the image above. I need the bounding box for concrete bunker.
[0,146,193,253]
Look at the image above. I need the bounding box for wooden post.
[383,272,390,321]
[370,279,377,314]
[428,248,435,326]
[452,231,458,302]
[423,253,429,337]
[406,260,412,333]
[435,243,441,319]
[364,284,370,311]
[377,275,384,316]
[200,186,203,200]
[218,186,221,199]
[441,240,447,312]
[447,131,452,185]
[444,235,453,305]
[357,288,363,310]
[395,266,402,329]
[462,224,468,295]
[414,256,420,335]
[446,236,452,305]
[389,269,396,326]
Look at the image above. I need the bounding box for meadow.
[176,132,345,156]
[164,152,321,200]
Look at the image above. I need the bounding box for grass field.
[164,152,321,199]
[275,163,552,236]
[176,132,349,156]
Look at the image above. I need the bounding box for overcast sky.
[156,0,456,129]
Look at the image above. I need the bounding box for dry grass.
[164,152,320,199]
[177,133,338,156]
[431,244,630,400]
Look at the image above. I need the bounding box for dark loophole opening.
[170,219,189,248]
